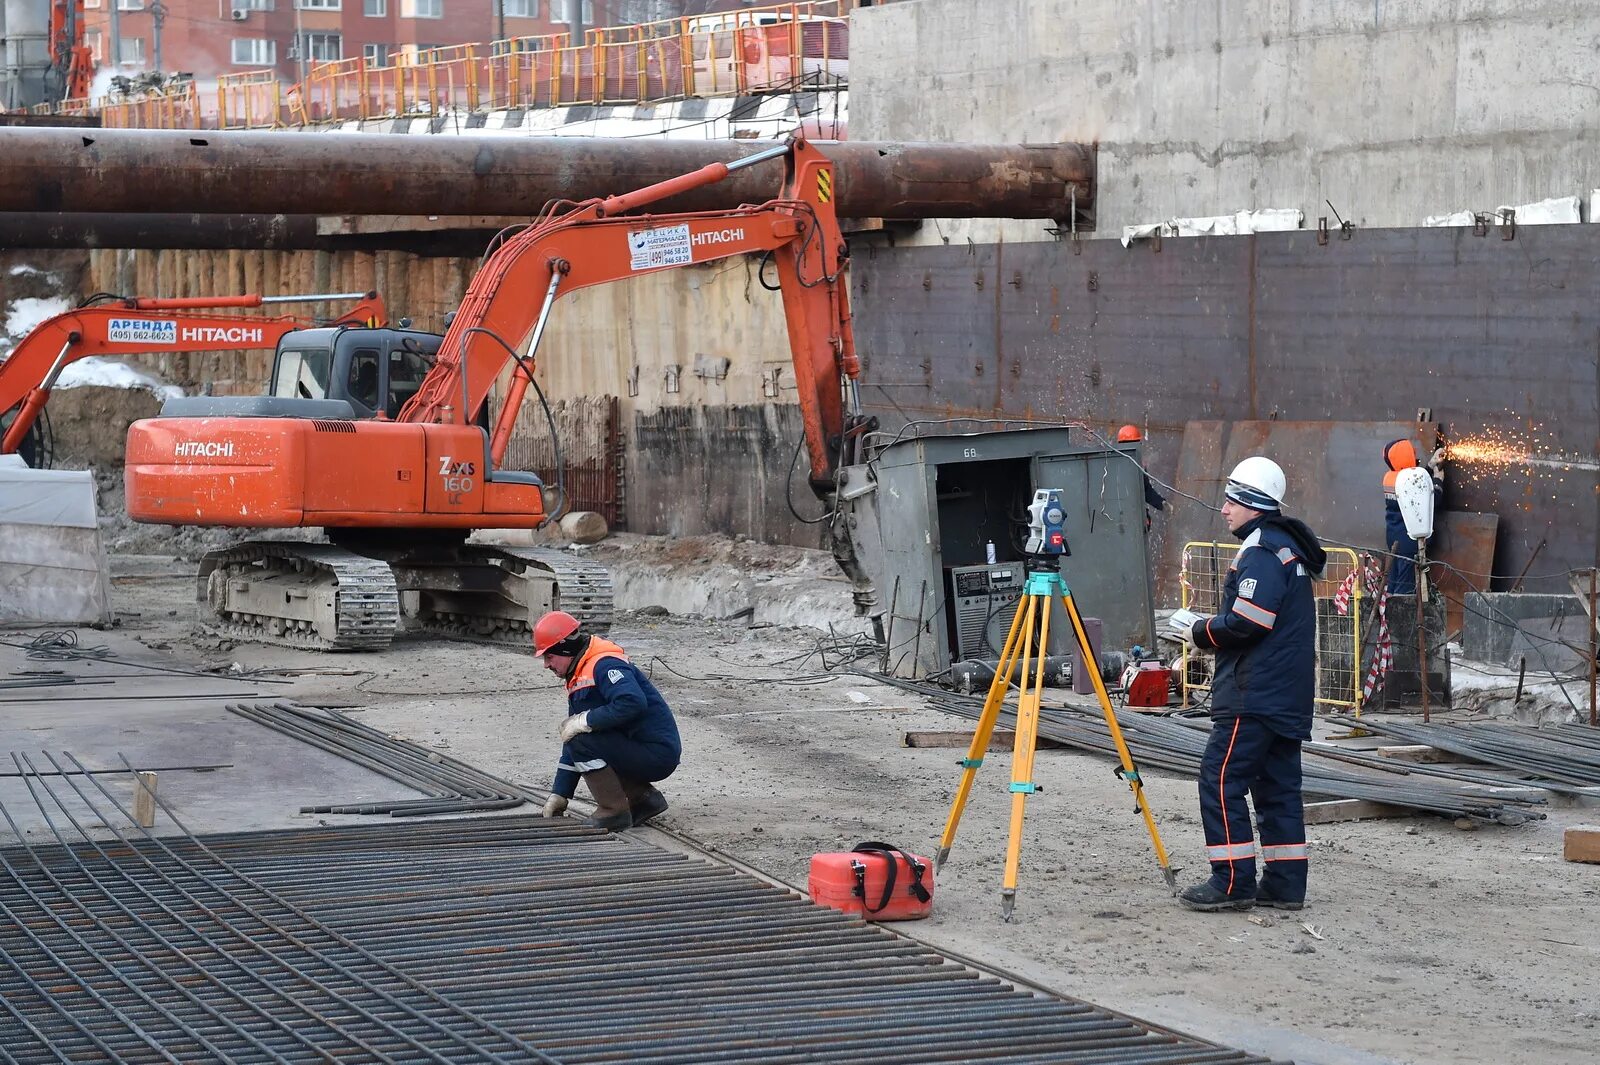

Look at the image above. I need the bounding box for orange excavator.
[1,288,619,645]
[124,136,875,651]
[0,292,389,466]
[47,0,94,103]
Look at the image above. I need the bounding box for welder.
[532,610,681,831]
[1382,439,1445,594]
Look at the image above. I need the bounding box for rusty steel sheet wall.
[503,395,626,530]
[852,226,1600,598]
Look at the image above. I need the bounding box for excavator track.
[198,542,400,652]
[401,545,615,646]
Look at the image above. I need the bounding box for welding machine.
[1120,645,1172,708]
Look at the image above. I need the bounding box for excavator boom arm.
[0,292,387,455]
[399,138,860,486]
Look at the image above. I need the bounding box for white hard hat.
[1224,456,1286,511]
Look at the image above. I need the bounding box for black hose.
[784,431,829,525]
[459,326,567,523]
[76,293,128,308]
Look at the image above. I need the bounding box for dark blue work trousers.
[562,731,678,785]
[1197,716,1308,901]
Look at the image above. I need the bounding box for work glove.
[1164,604,1203,646]
[558,711,592,744]
[1167,609,1203,651]
[541,794,569,818]
[1428,447,1446,481]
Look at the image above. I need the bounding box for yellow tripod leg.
[935,592,1029,872]
[1000,594,1050,920]
[1062,590,1179,894]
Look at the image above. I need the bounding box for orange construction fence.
[22,1,852,131]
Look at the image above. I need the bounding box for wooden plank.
[1566,570,1598,627]
[132,772,157,829]
[1563,825,1600,864]
[1376,744,1462,764]
[901,731,1064,751]
[1301,798,1411,825]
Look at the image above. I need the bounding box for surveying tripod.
[935,490,1178,919]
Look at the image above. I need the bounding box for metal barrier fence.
[99,82,200,129]
[502,394,626,530]
[1179,540,1364,712]
[22,1,851,131]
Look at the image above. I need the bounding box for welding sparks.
[1442,423,1600,501]
[1447,439,1600,472]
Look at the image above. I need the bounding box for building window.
[85,29,103,61]
[234,0,275,9]
[548,0,591,21]
[362,43,392,66]
[84,0,100,8]
[115,0,143,9]
[231,38,277,65]
[295,0,341,9]
[400,0,442,16]
[363,0,385,13]
[299,32,343,61]
[503,0,536,16]
[116,37,145,63]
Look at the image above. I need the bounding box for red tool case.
[808,841,934,921]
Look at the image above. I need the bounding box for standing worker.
[1381,439,1445,594]
[1117,424,1167,531]
[1171,456,1326,911]
[532,610,681,831]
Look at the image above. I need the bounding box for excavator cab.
[268,326,443,420]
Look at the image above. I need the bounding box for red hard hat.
[532,610,581,656]
[1117,424,1141,443]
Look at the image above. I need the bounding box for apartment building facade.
[81,0,608,83]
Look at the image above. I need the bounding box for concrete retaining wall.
[853,0,1600,242]
[1463,592,1593,675]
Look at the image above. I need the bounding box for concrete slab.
[1462,592,1590,673]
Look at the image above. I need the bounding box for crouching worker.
[532,610,681,831]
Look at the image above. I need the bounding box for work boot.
[580,767,634,832]
[1178,881,1255,912]
[619,775,669,827]
[1254,882,1306,911]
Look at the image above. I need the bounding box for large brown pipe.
[0,128,1094,223]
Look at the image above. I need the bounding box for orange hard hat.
[1117,424,1142,443]
[532,610,581,656]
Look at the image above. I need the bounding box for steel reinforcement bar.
[0,754,1285,1065]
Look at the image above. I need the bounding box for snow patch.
[3,296,71,340]
[55,357,183,400]
[8,264,45,277]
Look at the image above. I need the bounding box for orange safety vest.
[565,637,630,694]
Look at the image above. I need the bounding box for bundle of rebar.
[227,701,534,816]
[0,752,1286,1064]
[868,673,1546,825]
[1326,715,1600,793]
